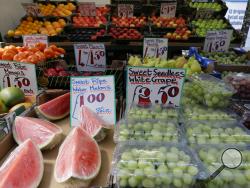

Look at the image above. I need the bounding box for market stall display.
[0,0,250,188]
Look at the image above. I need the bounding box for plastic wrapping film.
[184,120,250,146]
[114,119,180,144]
[194,144,250,188]
[185,74,235,109]
[224,73,250,100]
[182,104,236,121]
[111,142,206,188]
[125,105,179,122]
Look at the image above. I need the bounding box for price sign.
[70,76,116,127]
[22,3,40,17]
[204,30,233,52]
[143,38,168,60]
[195,9,214,19]
[74,43,106,72]
[0,61,38,96]
[78,2,96,17]
[126,67,185,109]
[118,4,134,18]
[23,35,48,48]
[160,3,177,18]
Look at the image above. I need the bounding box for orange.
[35,43,46,52]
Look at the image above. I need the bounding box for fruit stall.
[0,0,250,188]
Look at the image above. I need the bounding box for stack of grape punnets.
[112,143,203,188]
[195,145,250,188]
[185,120,250,146]
[183,105,236,121]
[114,120,180,143]
[184,74,235,108]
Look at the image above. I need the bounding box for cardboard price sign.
[143,38,168,60]
[78,2,96,17]
[160,3,177,18]
[22,3,40,17]
[126,66,185,108]
[118,4,134,18]
[74,43,106,72]
[70,76,116,127]
[0,61,38,96]
[204,30,233,52]
[23,35,48,48]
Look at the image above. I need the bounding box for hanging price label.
[74,43,106,72]
[126,67,185,109]
[0,61,38,96]
[143,38,168,60]
[23,35,48,48]
[22,3,40,17]
[118,4,134,18]
[160,2,177,18]
[195,9,214,19]
[204,30,233,52]
[78,2,96,17]
[70,76,116,127]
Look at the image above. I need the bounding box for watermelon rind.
[35,106,69,121]
[0,139,44,188]
[35,92,70,121]
[13,117,63,150]
[54,127,101,183]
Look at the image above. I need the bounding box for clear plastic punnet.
[114,120,180,144]
[224,73,250,99]
[111,143,205,188]
[187,74,235,109]
[126,105,179,122]
[184,120,250,146]
[182,104,236,121]
[194,145,250,188]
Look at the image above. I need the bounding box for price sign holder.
[70,76,116,127]
[204,30,233,52]
[23,35,48,48]
[74,43,106,72]
[195,8,214,19]
[78,2,96,17]
[0,61,38,96]
[143,38,168,60]
[117,4,134,18]
[126,66,186,109]
[22,3,40,17]
[160,2,177,18]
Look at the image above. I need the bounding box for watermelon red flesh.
[13,116,62,150]
[36,92,70,120]
[80,106,106,137]
[54,127,101,183]
[0,139,43,188]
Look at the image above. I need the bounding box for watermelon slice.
[79,106,110,142]
[13,116,63,150]
[54,127,101,186]
[0,139,44,188]
[35,92,70,121]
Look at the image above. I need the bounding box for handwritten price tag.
[143,38,168,60]
[126,67,185,109]
[70,76,116,127]
[22,3,40,17]
[118,4,134,18]
[160,3,177,18]
[204,30,233,52]
[74,43,106,72]
[23,35,48,48]
[78,2,96,17]
[0,61,38,96]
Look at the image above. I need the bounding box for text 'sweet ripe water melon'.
[54,127,101,186]
[0,87,25,107]
[35,92,70,120]
[13,116,63,150]
[0,139,44,188]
